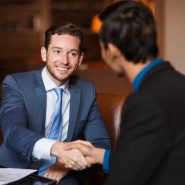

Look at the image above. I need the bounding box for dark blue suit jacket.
[0,69,111,168]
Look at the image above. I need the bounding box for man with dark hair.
[65,1,185,185]
[0,23,111,185]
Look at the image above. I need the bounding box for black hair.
[99,1,158,63]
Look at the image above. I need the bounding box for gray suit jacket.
[0,69,111,168]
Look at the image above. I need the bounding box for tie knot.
[54,88,63,99]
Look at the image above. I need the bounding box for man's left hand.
[44,162,69,183]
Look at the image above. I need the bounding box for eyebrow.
[51,47,79,52]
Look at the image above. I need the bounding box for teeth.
[57,67,69,71]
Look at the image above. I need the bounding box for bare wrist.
[51,141,64,157]
[94,148,106,164]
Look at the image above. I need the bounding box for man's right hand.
[51,141,90,170]
[63,140,106,166]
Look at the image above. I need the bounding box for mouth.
[56,66,70,73]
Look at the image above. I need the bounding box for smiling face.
[41,34,83,86]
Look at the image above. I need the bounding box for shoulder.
[69,75,97,98]
[124,91,162,117]
[2,70,40,90]
[69,75,96,89]
[4,70,38,83]
[122,92,168,133]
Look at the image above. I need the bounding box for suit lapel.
[33,72,81,139]
[34,70,47,135]
[66,85,81,141]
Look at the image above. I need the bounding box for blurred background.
[0,0,185,96]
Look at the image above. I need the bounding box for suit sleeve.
[0,75,42,161]
[83,84,111,149]
[106,94,171,185]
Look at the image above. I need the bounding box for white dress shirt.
[32,67,70,160]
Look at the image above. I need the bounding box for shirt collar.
[41,67,69,94]
[132,58,163,92]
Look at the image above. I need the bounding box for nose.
[61,52,69,65]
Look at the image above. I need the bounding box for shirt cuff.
[32,138,57,160]
[102,149,111,173]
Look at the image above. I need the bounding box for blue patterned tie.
[48,88,63,140]
[38,88,63,176]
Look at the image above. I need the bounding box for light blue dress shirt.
[32,67,70,160]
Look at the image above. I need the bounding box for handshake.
[51,140,105,171]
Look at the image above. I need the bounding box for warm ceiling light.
[91,15,102,33]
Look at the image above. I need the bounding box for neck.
[122,60,151,83]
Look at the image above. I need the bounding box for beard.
[45,63,70,85]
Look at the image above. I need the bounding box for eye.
[53,49,61,54]
[71,52,77,57]
[68,51,78,58]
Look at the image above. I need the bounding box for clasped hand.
[51,140,95,171]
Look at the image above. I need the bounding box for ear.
[41,47,47,62]
[107,43,122,58]
[78,52,84,66]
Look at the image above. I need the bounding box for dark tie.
[38,88,63,176]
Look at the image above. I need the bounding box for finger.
[44,173,54,180]
[63,144,85,154]
[65,163,79,170]
[58,158,65,165]
[72,150,89,169]
[72,140,93,147]
[64,157,84,170]
[65,144,92,156]
[64,141,93,150]
[44,170,50,178]
[59,149,88,170]
[63,143,76,150]
[56,176,61,183]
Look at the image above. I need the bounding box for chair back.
[86,92,129,185]
[97,93,125,147]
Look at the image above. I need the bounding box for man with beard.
[0,23,111,185]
